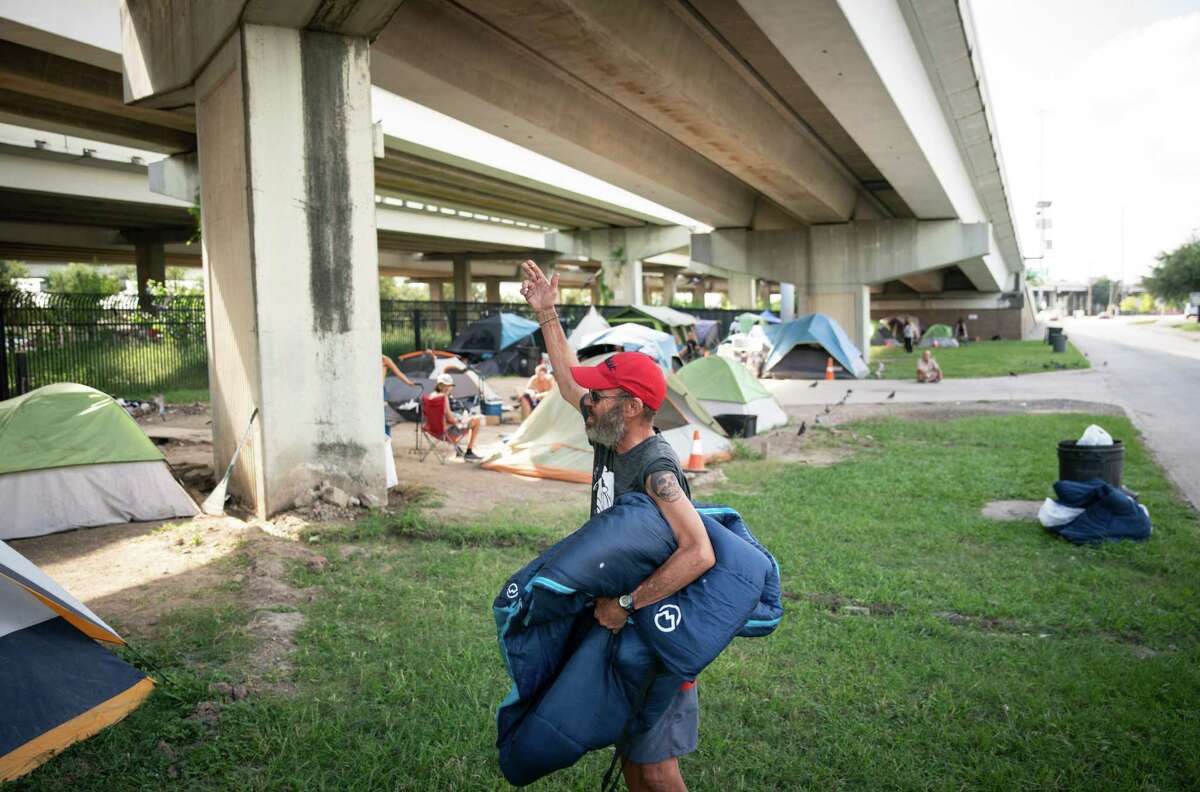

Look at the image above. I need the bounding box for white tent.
[567,307,611,350]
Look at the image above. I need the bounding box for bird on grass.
[823,405,831,414]
[813,415,822,425]
[886,391,896,400]
[809,381,819,389]
[1009,371,1018,377]
[797,421,807,437]
[873,361,885,379]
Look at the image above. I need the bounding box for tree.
[1,260,30,288]
[1144,236,1200,304]
[1090,277,1115,309]
[1025,267,1046,287]
[47,263,126,295]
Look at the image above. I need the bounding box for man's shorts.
[445,424,468,441]
[625,678,699,765]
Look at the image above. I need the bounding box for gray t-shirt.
[582,399,690,516]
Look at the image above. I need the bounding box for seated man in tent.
[433,373,483,460]
[519,363,556,419]
[916,350,943,383]
[520,259,715,792]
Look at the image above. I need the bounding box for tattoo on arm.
[649,471,683,503]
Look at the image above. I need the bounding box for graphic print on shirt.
[593,466,615,513]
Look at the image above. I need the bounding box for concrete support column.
[428,280,444,302]
[809,287,871,353]
[601,258,642,305]
[485,278,501,304]
[589,280,601,305]
[453,256,473,303]
[779,282,796,321]
[692,281,706,308]
[134,239,166,309]
[194,25,385,517]
[727,273,757,310]
[662,272,677,306]
[757,280,771,310]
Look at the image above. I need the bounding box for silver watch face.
[619,594,633,610]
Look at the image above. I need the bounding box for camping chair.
[418,393,464,463]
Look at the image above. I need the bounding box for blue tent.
[449,313,541,375]
[576,323,678,371]
[758,310,781,323]
[763,314,869,379]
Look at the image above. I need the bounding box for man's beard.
[586,403,627,447]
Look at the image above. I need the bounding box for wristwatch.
[618,593,635,614]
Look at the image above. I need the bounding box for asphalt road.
[765,316,1199,509]
[1063,316,1200,509]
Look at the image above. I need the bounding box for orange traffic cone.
[824,357,835,380]
[684,429,706,472]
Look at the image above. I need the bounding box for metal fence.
[2,291,753,399]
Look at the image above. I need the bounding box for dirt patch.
[787,591,901,617]
[981,500,1044,521]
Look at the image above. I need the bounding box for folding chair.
[418,393,464,463]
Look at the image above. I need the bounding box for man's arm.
[519,260,585,412]
[594,471,715,631]
[382,355,414,386]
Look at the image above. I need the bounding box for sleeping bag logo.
[505,583,519,599]
[654,604,682,633]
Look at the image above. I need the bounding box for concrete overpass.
[0,0,1025,517]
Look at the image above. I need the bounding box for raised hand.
[519,259,559,313]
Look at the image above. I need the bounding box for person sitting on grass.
[435,373,483,460]
[916,349,943,383]
[520,364,556,419]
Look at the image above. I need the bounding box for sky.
[968,0,1200,283]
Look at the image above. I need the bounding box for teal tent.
[763,314,869,379]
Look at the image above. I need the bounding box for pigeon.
[809,381,819,389]
[887,391,896,400]
[813,415,822,425]
[1009,371,1018,377]
[823,405,831,414]
[1103,361,1108,366]
[796,421,807,437]
[874,362,885,379]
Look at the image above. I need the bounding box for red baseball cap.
[571,351,667,410]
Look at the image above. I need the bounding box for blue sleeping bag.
[1047,478,1152,544]
[492,494,782,786]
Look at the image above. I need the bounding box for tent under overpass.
[763,314,869,380]
[676,356,788,434]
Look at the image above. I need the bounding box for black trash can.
[1046,326,1064,346]
[1057,440,1124,486]
[1051,333,1068,353]
[714,413,758,438]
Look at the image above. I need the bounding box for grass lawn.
[873,340,1089,378]
[1129,319,1158,325]
[1176,321,1200,332]
[13,413,1200,790]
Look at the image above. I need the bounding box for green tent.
[677,356,788,433]
[0,383,197,539]
[923,324,954,339]
[0,383,163,475]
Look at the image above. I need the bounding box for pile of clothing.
[1038,478,1152,544]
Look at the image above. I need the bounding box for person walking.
[902,321,916,354]
[520,259,713,792]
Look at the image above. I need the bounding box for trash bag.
[1037,498,1084,528]
[1077,424,1114,446]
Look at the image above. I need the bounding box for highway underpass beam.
[727,273,757,311]
[121,9,397,517]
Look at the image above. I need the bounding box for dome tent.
[448,313,541,376]
[482,353,730,483]
[763,314,869,379]
[0,539,153,781]
[918,323,959,348]
[677,356,788,434]
[0,384,198,540]
[577,323,680,371]
[566,306,610,350]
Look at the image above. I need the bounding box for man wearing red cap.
[521,259,714,792]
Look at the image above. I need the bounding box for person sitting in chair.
[916,350,943,383]
[434,373,483,460]
[519,364,556,419]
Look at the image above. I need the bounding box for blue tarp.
[758,310,781,323]
[764,313,869,378]
[449,313,539,356]
[577,323,678,370]
[498,314,540,350]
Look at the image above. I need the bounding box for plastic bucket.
[1051,333,1068,353]
[714,413,758,438]
[1057,440,1124,486]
